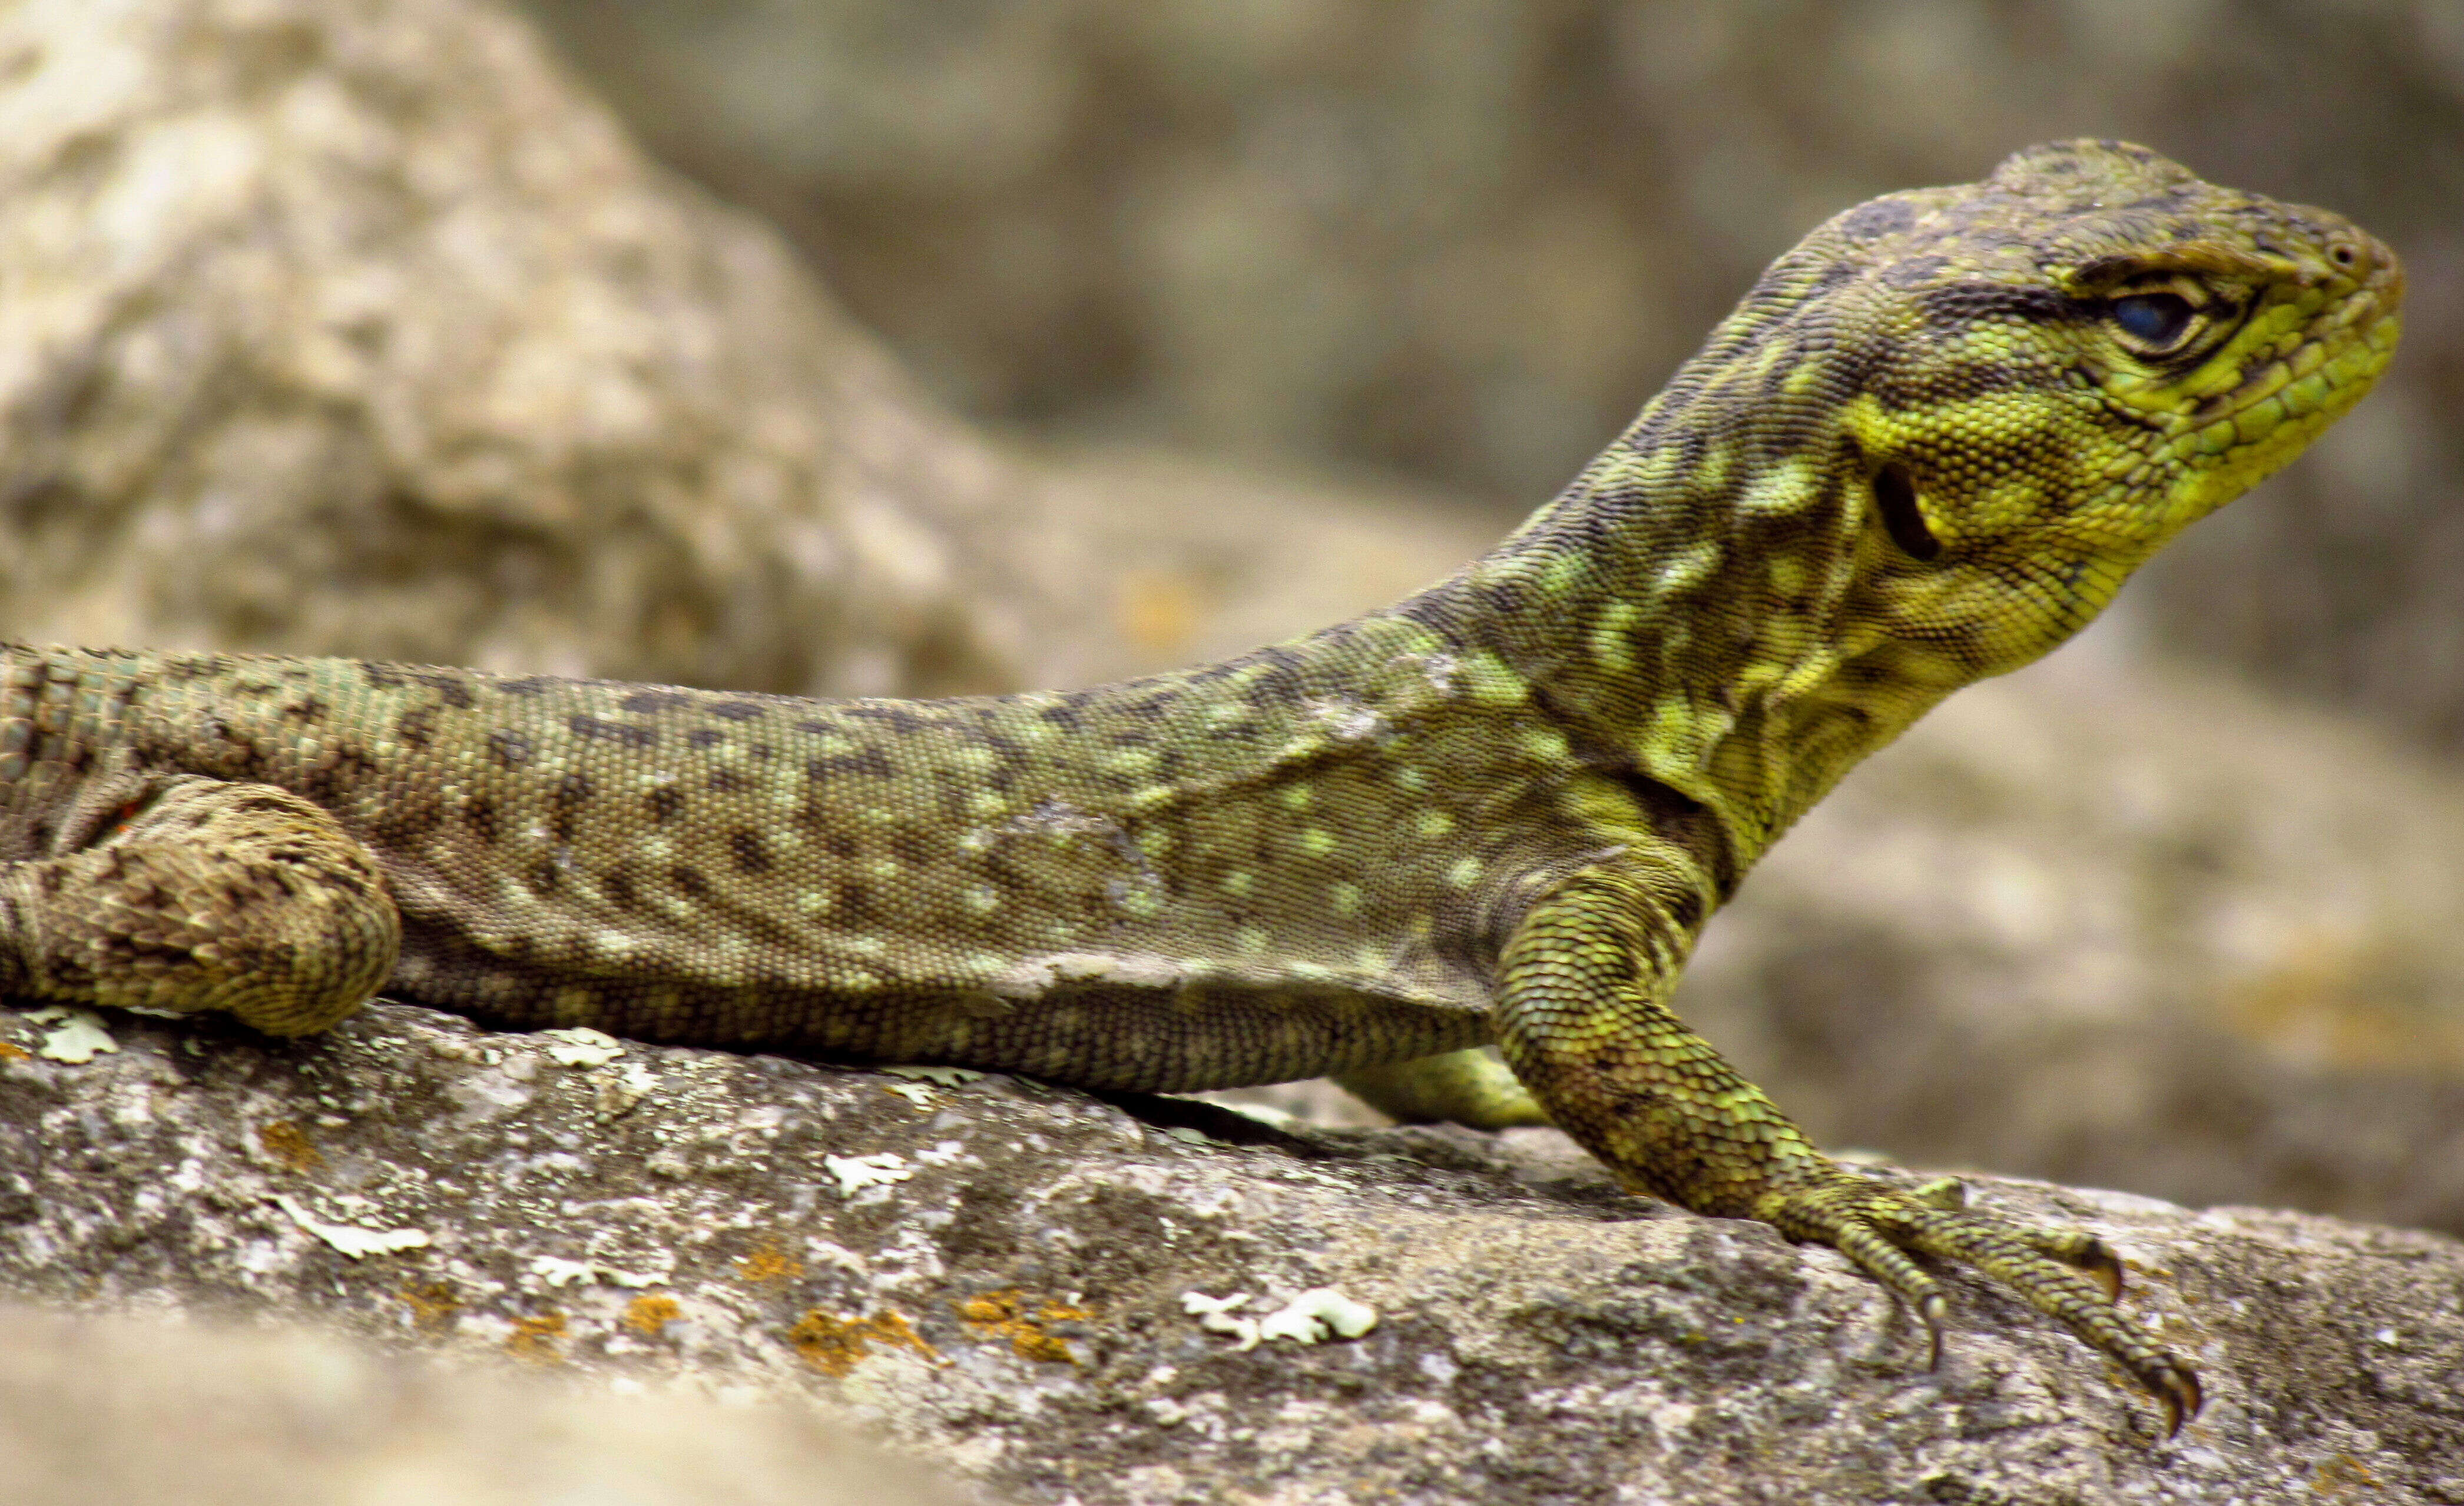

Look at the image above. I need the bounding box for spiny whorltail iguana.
[0,141,2402,1433]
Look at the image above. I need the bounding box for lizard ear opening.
[1873,464,1941,561]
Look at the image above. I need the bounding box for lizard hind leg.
[0,776,399,1036]
[1336,1046,1552,1129]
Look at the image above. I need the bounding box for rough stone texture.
[515,0,2464,748]
[2,997,2459,1504]
[0,1303,972,1505]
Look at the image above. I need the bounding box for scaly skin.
[0,142,2400,1434]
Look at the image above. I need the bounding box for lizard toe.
[1756,1170,2199,1434]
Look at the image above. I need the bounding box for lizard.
[0,140,2399,1435]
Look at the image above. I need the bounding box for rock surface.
[2,996,2460,1504]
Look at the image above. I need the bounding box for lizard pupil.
[1873,464,1940,561]
[2109,291,2195,349]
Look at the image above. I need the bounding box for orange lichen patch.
[399,1282,459,1329]
[0,1040,29,1062]
[789,1311,867,1376]
[735,1241,803,1284]
[787,1308,943,1377]
[624,1294,682,1336]
[959,1288,1092,1365]
[257,1120,323,1172]
[2311,1454,2380,1492]
[865,1311,942,1365]
[506,1310,566,1362]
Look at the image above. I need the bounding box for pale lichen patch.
[1182,1288,1378,1351]
[25,1007,117,1063]
[530,1254,661,1289]
[537,1027,624,1067]
[273,1195,430,1259]
[823,1152,913,1197]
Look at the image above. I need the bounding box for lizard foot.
[1757,1170,2201,1438]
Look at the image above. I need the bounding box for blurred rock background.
[520,0,2464,743]
[0,1304,971,1506]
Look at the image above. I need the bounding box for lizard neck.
[1396,390,1972,876]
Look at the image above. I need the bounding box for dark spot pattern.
[621,691,693,715]
[1837,198,1914,243]
[806,746,894,780]
[570,715,657,749]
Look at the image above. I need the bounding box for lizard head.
[1460,142,2397,850]
[1783,138,2403,676]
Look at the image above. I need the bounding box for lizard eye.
[2108,291,2198,351]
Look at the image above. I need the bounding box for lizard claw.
[1757,1170,2200,1435]
[2154,1359,2203,1440]
[2075,1240,2125,1303]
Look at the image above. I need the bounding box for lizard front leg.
[1495,863,2202,1435]
[0,775,399,1036]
